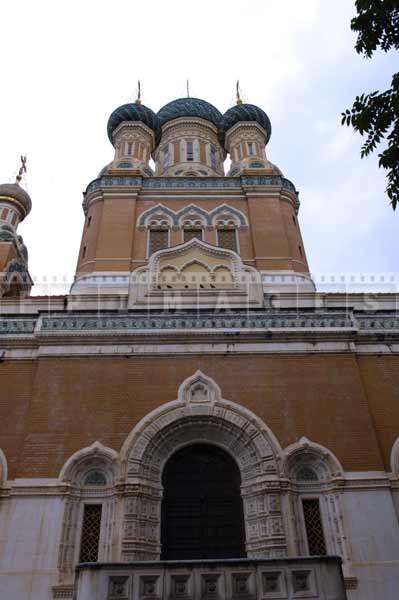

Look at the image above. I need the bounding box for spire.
[15,155,27,185]
[135,80,141,105]
[236,81,243,106]
[186,79,190,98]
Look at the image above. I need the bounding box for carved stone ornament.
[119,371,286,560]
[128,238,263,310]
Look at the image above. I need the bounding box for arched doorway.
[161,444,245,560]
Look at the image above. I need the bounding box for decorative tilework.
[83,174,298,199]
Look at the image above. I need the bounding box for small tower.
[154,98,226,177]
[106,99,161,176]
[219,100,280,176]
[0,158,33,297]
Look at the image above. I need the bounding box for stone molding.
[128,239,264,309]
[136,202,248,230]
[84,174,298,198]
[283,438,352,580]
[59,441,119,484]
[284,436,344,480]
[74,557,347,600]
[119,371,286,559]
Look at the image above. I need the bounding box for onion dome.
[157,98,222,129]
[0,183,32,219]
[107,103,161,146]
[219,103,272,147]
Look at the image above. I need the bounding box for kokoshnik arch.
[0,93,398,600]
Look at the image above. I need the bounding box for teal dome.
[107,103,161,146]
[219,103,272,147]
[157,98,222,129]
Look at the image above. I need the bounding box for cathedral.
[0,90,398,600]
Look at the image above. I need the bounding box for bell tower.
[72,92,314,298]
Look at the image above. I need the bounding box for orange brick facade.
[1,95,399,600]
[2,353,395,480]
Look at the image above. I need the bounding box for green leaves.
[343,1,399,209]
[352,0,399,57]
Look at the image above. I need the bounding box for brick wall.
[0,353,390,479]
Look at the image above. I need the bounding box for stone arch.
[0,447,8,485]
[119,371,287,560]
[209,203,248,229]
[177,204,210,229]
[59,441,119,485]
[283,437,351,575]
[390,436,399,477]
[136,204,177,230]
[57,442,119,579]
[284,436,344,481]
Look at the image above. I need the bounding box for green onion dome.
[218,103,272,147]
[107,103,161,146]
[157,98,222,129]
[0,183,32,219]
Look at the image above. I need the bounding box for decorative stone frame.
[128,238,263,308]
[283,438,353,581]
[137,203,248,231]
[58,442,119,582]
[133,238,254,286]
[119,370,288,561]
[0,447,8,486]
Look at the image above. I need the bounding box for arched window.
[285,439,347,565]
[58,443,117,578]
[148,228,169,256]
[217,228,238,252]
[82,469,107,486]
[296,466,319,482]
[210,145,217,169]
[162,145,170,169]
[161,444,245,560]
[186,141,194,161]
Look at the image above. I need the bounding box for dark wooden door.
[161,444,245,560]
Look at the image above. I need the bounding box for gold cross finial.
[16,155,27,185]
[186,79,190,98]
[135,80,141,105]
[236,81,243,105]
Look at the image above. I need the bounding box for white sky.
[0,0,397,294]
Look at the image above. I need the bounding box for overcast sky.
[0,0,397,294]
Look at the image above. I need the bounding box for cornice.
[83,174,298,205]
[2,311,399,337]
[1,474,396,497]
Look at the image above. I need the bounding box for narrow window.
[184,228,202,242]
[149,229,169,255]
[248,142,254,156]
[292,215,296,226]
[163,146,170,169]
[217,228,237,252]
[11,213,17,226]
[82,246,87,259]
[186,141,194,161]
[127,142,133,155]
[87,216,92,228]
[79,504,102,562]
[302,499,327,556]
[210,146,217,170]
[298,244,303,257]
